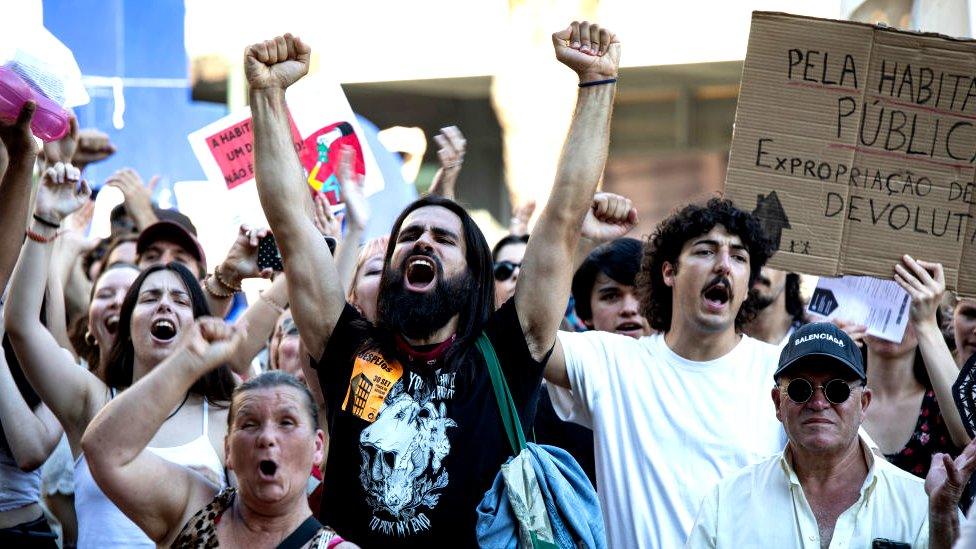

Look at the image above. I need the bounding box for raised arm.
[0,103,39,289]
[894,256,971,447]
[0,312,63,471]
[516,21,623,362]
[225,273,289,377]
[247,34,345,361]
[334,145,370,293]
[926,438,976,549]
[427,126,465,200]
[82,317,245,545]
[104,169,160,231]
[4,162,104,445]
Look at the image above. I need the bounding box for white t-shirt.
[549,330,787,549]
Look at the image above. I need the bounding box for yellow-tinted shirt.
[685,434,949,549]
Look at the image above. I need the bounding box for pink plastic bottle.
[0,66,70,142]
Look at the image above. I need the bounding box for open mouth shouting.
[258,459,279,480]
[701,278,732,313]
[404,255,438,292]
[104,314,120,336]
[149,318,178,344]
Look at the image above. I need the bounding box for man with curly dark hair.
[544,197,789,548]
[743,268,808,346]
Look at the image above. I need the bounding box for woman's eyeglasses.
[493,261,521,281]
[782,378,862,405]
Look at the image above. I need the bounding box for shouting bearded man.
[248,23,634,546]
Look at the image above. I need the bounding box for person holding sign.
[861,257,971,479]
[686,322,975,549]
[544,198,786,548]
[247,23,628,546]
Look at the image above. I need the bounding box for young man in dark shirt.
[248,22,630,546]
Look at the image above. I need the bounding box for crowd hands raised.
[3,19,976,549]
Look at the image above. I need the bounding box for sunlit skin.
[751,267,787,305]
[351,254,383,323]
[586,272,650,338]
[270,311,304,383]
[137,240,200,278]
[105,240,137,267]
[493,241,526,309]
[664,225,751,336]
[129,270,196,370]
[223,387,324,510]
[864,323,918,359]
[87,266,139,353]
[955,298,976,366]
[387,206,468,345]
[772,365,870,456]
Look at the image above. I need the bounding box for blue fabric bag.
[474,334,606,549]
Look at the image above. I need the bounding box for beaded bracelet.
[214,263,242,292]
[203,275,234,298]
[26,228,61,243]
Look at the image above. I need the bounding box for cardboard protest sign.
[187,76,381,214]
[725,12,976,296]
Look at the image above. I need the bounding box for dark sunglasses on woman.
[493,260,521,281]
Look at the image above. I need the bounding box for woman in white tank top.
[5,171,238,549]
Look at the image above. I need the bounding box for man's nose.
[713,250,732,275]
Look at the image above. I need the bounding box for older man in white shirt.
[687,322,976,549]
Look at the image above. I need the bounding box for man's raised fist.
[244,33,311,91]
[552,21,620,84]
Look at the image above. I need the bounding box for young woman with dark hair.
[5,163,236,548]
[862,256,971,478]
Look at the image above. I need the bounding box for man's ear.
[771,385,784,423]
[859,386,872,414]
[662,261,676,288]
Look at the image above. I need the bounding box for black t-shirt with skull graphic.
[313,298,547,547]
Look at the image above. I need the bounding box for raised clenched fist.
[581,192,638,244]
[552,21,621,83]
[35,162,91,224]
[244,33,311,91]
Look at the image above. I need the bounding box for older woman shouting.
[82,317,355,548]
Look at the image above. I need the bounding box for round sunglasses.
[782,378,863,405]
[493,260,521,281]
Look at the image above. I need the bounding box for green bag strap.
[476,333,527,454]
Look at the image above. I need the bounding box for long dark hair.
[105,262,234,404]
[70,262,140,374]
[368,196,494,374]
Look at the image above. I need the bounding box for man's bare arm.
[516,22,624,364]
[248,34,345,361]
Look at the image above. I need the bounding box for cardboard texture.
[726,12,976,296]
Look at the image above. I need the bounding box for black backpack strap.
[275,515,323,549]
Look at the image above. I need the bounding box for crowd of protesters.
[3,19,976,549]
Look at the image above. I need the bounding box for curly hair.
[636,197,774,332]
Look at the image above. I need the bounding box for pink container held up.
[0,66,70,142]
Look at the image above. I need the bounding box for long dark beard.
[378,263,475,341]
